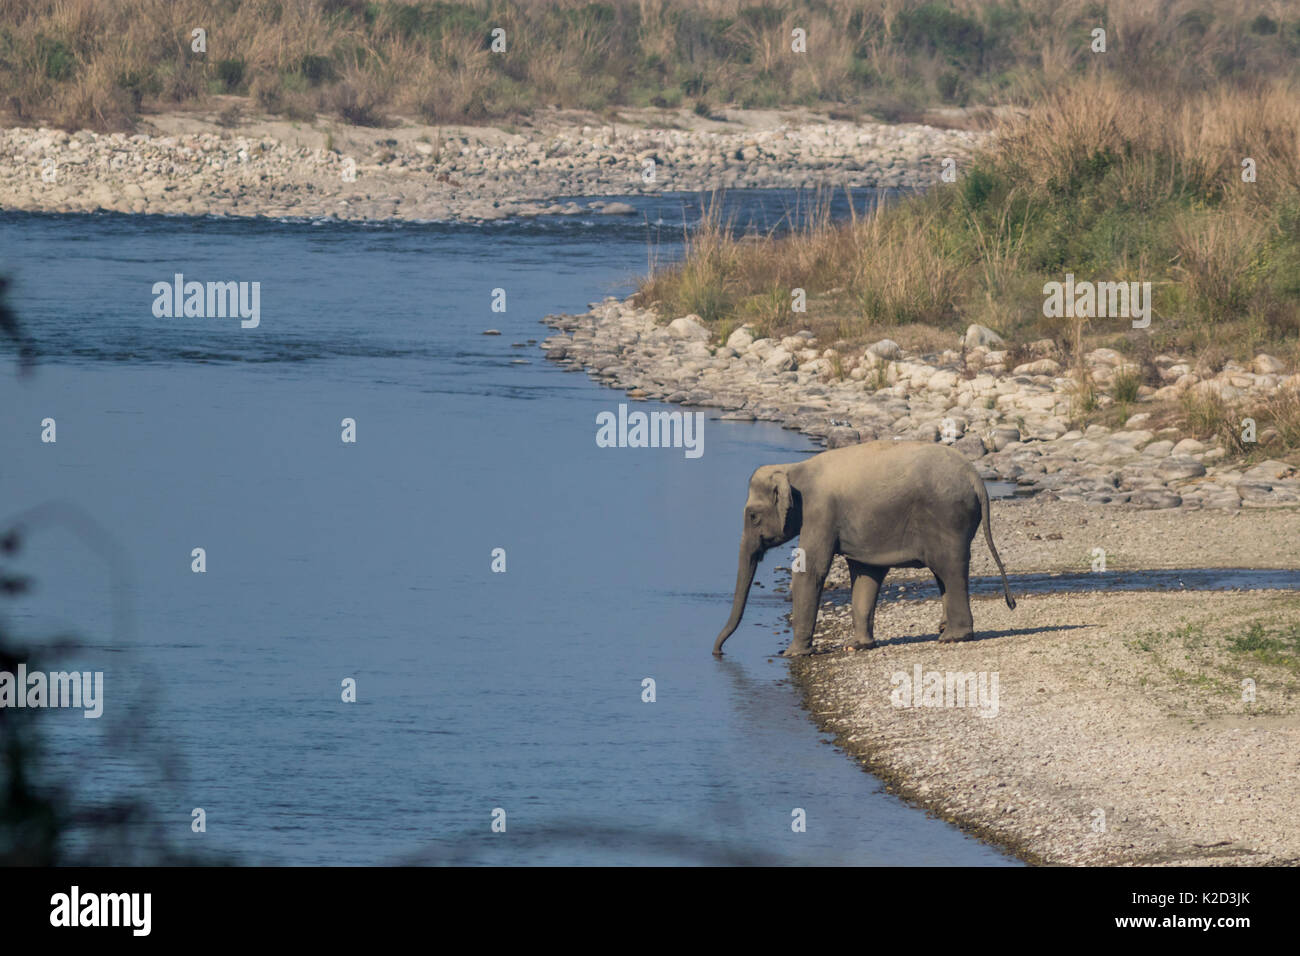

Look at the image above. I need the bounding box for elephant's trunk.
[713,544,760,656]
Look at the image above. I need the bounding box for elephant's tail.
[976,477,1017,610]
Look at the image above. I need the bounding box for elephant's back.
[814,439,980,505]
[822,438,971,469]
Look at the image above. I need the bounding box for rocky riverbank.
[0,106,982,222]
[541,297,1300,511]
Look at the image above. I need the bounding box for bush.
[1112,367,1142,404]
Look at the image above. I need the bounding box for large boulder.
[926,369,960,392]
[1086,348,1124,367]
[866,338,902,360]
[1111,429,1155,449]
[990,426,1021,451]
[763,347,797,372]
[1156,457,1207,481]
[1012,358,1062,377]
[668,315,710,340]
[1032,418,1069,441]
[896,361,936,384]
[951,433,987,459]
[1253,353,1287,375]
[726,325,755,350]
[963,324,1005,349]
[824,426,861,449]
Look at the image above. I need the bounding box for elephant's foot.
[781,642,815,658]
[938,629,974,643]
[846,640,877,652]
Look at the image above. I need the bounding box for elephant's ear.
[772,470,792,529]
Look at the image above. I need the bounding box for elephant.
[713,440,1016,658]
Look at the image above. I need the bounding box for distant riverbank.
[0,106,982,222]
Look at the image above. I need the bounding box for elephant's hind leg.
[846,560,887,651]
[932,556,975,644]
[934,574,948,635]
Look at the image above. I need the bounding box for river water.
[0,194,1016,865]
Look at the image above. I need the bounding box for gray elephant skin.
[713,440,1016,658]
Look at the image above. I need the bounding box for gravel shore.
[791,499,1300,866]
[0,105,981,222]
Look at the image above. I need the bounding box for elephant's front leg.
[846,561,887,650]
[784,547,832,657]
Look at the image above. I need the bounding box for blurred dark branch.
[0,281,207,865]
[3,501,134,648]
[0,276,37,374]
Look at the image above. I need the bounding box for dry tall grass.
[989,77,1300,205]
[3,0,1300,129]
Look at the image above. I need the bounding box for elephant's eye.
[747,510,759,524]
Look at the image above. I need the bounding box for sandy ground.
[786,497,1300,865]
